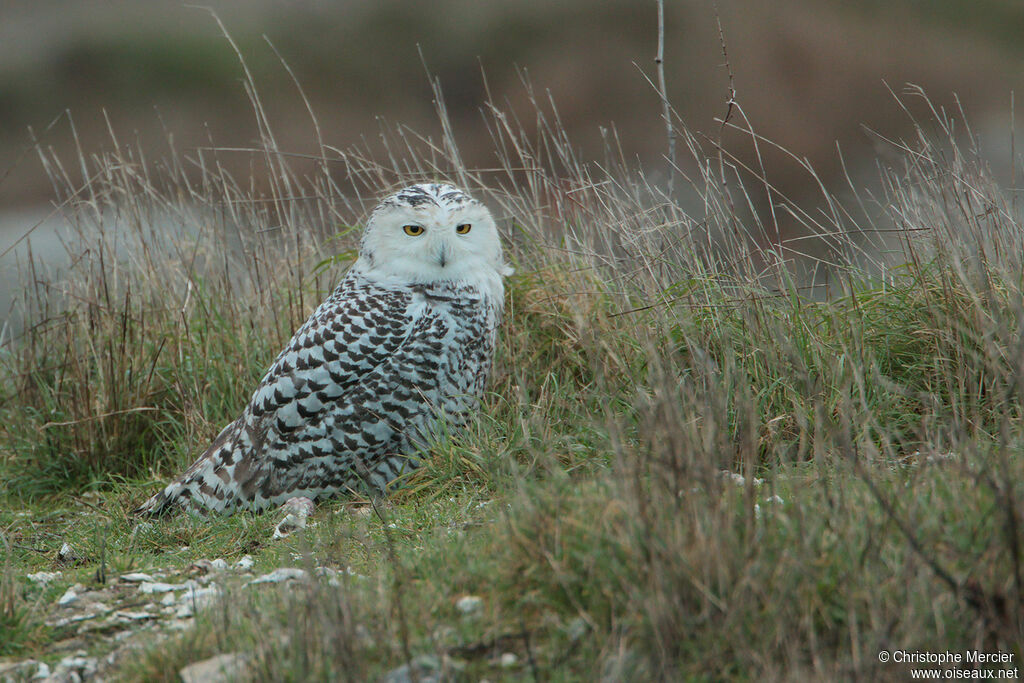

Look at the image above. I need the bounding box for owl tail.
[133,484,183,517]
[133,420,246,517]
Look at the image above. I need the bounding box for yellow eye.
[403,224,424,236]
[455,223,472,234]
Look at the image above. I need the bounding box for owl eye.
[455,223,472,234]
[403,225,424,236]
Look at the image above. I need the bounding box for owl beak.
[437,244,449,268]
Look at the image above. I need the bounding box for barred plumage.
[136,183,511,515]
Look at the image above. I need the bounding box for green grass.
[0,71,1022,680]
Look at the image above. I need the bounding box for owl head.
[355,183,512,297]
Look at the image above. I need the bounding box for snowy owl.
[135,183,511,515]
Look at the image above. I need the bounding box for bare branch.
[655,0,676,196]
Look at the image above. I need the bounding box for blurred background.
[0,0,1022,301]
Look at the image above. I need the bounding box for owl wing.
[245,276,418,434]
[134,274,420,515]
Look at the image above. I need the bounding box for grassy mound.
[0,78,1021,679]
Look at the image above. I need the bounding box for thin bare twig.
[654,0,676,195]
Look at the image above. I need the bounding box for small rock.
[190,558,229,575]
[33,661,51,679]
[499,652,518,668]
[174,585,222,618]
[249,568,307,585]
[764,494,785,505]
[719,470,764,487]
[48,601,111,629]
[160,592,178,607]
[57,584,83,607]
[139,581,183,594]
[120,572,155,583]
[233,555,254,570]
[0,659,41,680]
[179,653,249,683]
[26,571,61,585]
[56,542,82,566]
[381,654,463,683]
[455,595,483,615]
[175,596,213,618]
[114,610,158,622]
[52,654,97,680]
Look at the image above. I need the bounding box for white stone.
[57,585,81,607]
[26,571,61,585]
[719,470,764,487]
[114,610,157,622]
[249,568,308,585]
[139,581,181,594]
[455,595,483,615]
[53,655,96,680]
[56,543,80,564]
[175,585,222,618]
[179,653,248,683]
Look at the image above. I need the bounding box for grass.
[0,53,1022,680]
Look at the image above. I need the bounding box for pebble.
[139,581,184,594]
[51,654,97,680]
[190,558,229,574]
[57,584,82,607]
[175,585,222,618]
[114,610,158,622]
[26,571,61,585]
[249,568,308,585]
[381,654,464,683]
[179,653,248,683]
[719,470,764,487]
[57,542,82,565]
[455,595,483,615]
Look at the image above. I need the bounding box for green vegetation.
[0,77,1021,680]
